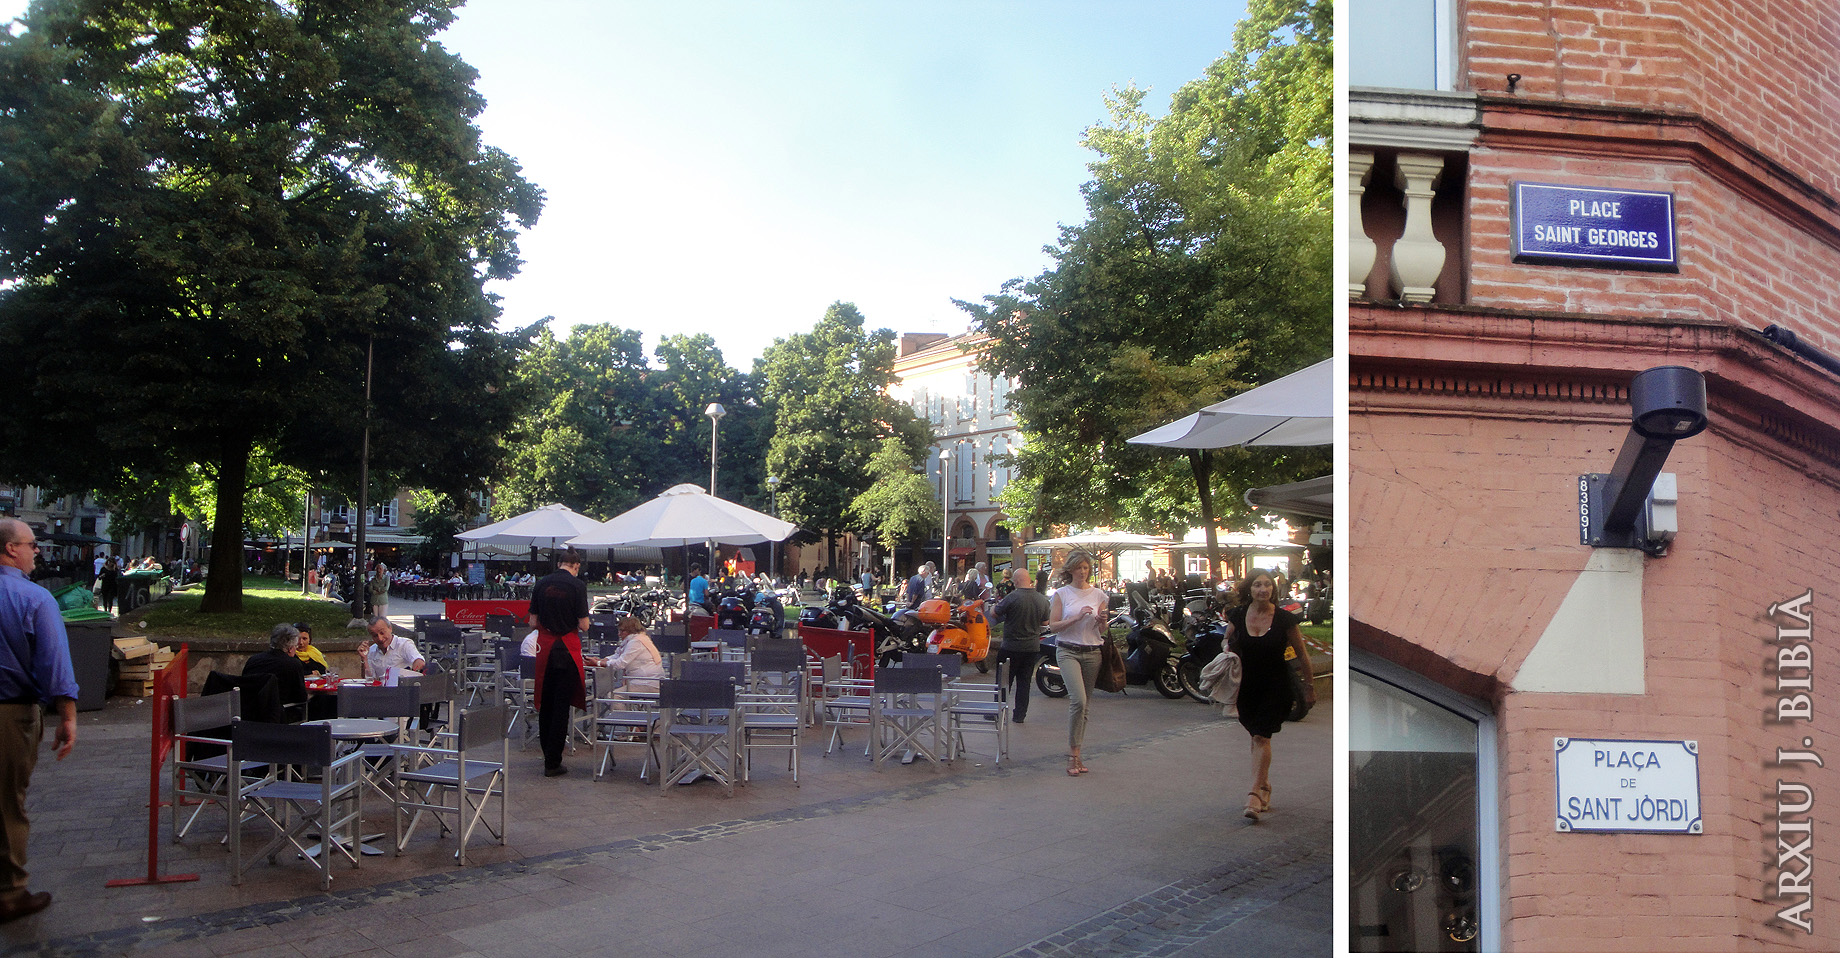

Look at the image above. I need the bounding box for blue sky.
[5,0,1250,367]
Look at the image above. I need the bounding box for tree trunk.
[1188,450,1222,581]
[199,432,254,613]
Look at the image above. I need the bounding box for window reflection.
[1350,671,1480,952]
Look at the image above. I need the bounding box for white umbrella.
[455,503,606,546]
[1022,532,1177,553]
[567,484,797,548]
[1126,359,1332,449]
[568,484,798,613]
[1243,475,1333,520]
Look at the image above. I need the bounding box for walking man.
[991,567,1050,724]
[528,548,589,777]
[0,518,76,923]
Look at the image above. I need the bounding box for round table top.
[302,717,398,740]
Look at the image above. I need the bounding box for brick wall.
[1352,307,1840,948]
[1461,0,1840,197]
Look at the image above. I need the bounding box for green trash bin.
[119,570,167,614]
[62,618,111,712]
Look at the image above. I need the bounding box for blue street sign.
[1511,182,1678,271]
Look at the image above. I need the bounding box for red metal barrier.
[797,625,876,677]
[108,645,199,887]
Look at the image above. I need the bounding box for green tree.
[651,333,769,510]
[0,0,542,611]
[848,437,941,565]
[494,323,653,519]
[964,0,1330,568]
[759,303,931,571]
[408,488,469,569]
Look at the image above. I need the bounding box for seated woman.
[243,623,311,722]
[593,615,665,695]
[292,621,330,675]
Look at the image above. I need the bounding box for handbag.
[1096,639,1126,693]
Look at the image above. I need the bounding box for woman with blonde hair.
[1044,550,1108,776]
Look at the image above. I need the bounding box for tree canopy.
[759,302,932,570]
[492,324,768,521]
[0,0,542,610]
[848,436,941,552]
[962,0,1331,539]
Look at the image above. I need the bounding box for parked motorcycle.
[1036,633,1066,697]
[1121,607,1187,699]
[830,586,929,666]
[748,589,785,636]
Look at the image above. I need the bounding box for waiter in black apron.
[527,548,590,777]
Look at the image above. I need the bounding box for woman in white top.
[1044,550,1108,777]
[597,614,666,695]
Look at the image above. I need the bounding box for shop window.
[1350,653,1498,952]
[1350,0,1455,91]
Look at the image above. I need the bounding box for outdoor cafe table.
[300,716,399,856]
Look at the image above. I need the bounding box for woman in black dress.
[1225,570,1315,821]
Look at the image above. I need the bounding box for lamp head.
[766,475,778,488]
[1629,365,1707,440]
[704,402,727,421]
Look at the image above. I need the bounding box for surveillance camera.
[1629,365,1707,440]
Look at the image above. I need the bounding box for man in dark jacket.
[242,623,310,723]
[991,568,1051,723]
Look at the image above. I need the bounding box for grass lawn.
[137,576,368,643]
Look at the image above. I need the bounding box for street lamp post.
[704,402,727,496]
[939,448,951,579]
[766,475,779,583]
[705,401,726,574]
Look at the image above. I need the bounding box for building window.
[1350,652,1499,952]
[954,442,975,504]
[1350,0,1455,91]
[323,504,352,527]
[371,500,397,527]
[993,377,1012,416]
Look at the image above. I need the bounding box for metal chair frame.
[170,692,259,842]
[390,704,508,865]
[657,679,739,797]
[870,666,946,770]
[818,655,875,754]
[590,665,660,781]
[337,685,421,807]
[230,721,364,890]
[944,660,1010,765]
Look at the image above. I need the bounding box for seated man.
[362,615,425,678]
[242,623,311,722]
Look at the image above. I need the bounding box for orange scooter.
[914,598,990,664]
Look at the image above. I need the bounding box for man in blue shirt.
[0,518,76,923]
[687,563,710,614]
[905,562,933,611]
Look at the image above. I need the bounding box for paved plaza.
[1,605,1331,958]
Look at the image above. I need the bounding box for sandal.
[1068,755,1083,777]
[1243,792,1262,821]
[1075,759,1090,774]
[1257,784,1272,812]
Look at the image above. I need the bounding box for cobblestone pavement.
[2,606,1331,958]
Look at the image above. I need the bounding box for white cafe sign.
[1554,737,1702,834]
